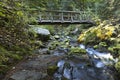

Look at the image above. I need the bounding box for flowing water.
[53,44,116,80]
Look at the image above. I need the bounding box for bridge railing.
[26,9,94,24]
[38,10,93,23]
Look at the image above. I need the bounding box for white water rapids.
[54,44,117,80]
[79,44,117,68]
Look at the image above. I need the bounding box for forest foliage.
[0,0,120,75]
[26,0,120,19]
[0,0,32,73]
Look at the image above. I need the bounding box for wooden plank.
[38,21,95,25]
[43,10,81,13]
[37,10,94,24]
[39,19,93,23]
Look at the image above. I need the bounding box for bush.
[0,0,33,74]
[78,20,116,44]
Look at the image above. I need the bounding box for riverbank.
[3,23,119,80]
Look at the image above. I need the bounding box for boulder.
[31,27,50,41]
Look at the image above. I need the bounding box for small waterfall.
[79,44,117,68]
[53,44,116,80]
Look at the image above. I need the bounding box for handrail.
[27,9,87,13]
[27,9,94,24]
[40,10,81,13]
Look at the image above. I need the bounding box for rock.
[34,27,50,35]
[54,35,60,39]
[31,27,50,41]
[9,70,47,80]
[5,55,64,80]
[0,74,4,80]
[47,66,58,76]
[68,47,86,56]
[37,48,50,54]
[55,58,115,80]
[71,28,79,34]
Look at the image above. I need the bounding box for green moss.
[108,44,120,54]
[0,65,10,74]
[47,66,58,76]
[99,42,107,47]
[115,62,120,73]
[49,41,60,50]
[93,42,108,50]
[0,46,10,63]
[0,45,32,74]
[108,47,114,52]
[93,45,99,49]
[30,40,43,49]
[69,47,86,56]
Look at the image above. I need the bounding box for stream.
[5,28,118,80]
[53,44,116,80]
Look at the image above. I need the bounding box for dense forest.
[0,0,120,80]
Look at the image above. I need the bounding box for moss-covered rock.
[47,66,58,76]
[108,44,120,55]
[99,42,107,47]
[115,62,120,73]
[94,41,107,48]
[29,27,50,41]
[68,47,86,56]
[30,40,44,49]
[48,41,60,50]
[93,45,99,49]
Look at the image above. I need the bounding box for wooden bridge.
[28,10,95,24]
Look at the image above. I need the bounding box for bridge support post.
[70,13,73,23]
[61,12,64,23]
[39,11,42,22]
[50,12,53,23]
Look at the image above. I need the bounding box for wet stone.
[54,58,115,80]
[9,70,47,80]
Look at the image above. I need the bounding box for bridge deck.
[38,20,94,24]
[29,10,95,24]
